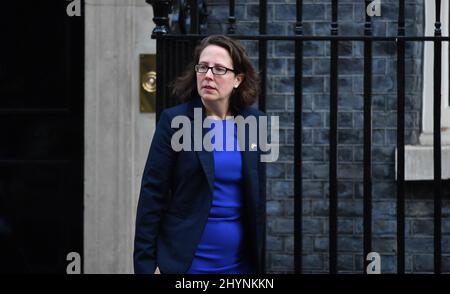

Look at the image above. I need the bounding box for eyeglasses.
[194,64,235,75]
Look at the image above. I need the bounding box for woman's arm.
[133,110,176,274]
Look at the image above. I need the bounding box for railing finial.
[146,0,173,35]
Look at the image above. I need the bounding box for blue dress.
[186,118,253,274]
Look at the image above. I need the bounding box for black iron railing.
[146,0,447,274]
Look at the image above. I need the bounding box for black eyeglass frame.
[194,64,235,75]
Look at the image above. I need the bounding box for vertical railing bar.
[329,0,339,275]
[156,38,166,121]
[228,0,236,34]
[190,0,199,34]
[188,39,197,103]
[396,0,406,275]
[258,0,267,112]
[175,40,183,104]
[182,40,186,73]
[259,0,267,35]
[294,0,304,274]
[258,0,268,273]
[433,0,443,275]
[165,39,171,109]
[166,36,172,110]
[363,0,373,274]
[168,39,176,107]
[147,0,171,121]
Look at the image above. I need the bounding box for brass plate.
[140,54,156,113]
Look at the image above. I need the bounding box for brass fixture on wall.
[140,54,156,113]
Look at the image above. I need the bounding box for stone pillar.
[84,0,156,273]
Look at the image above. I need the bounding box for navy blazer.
[133,97,266,274]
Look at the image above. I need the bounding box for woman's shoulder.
[160,99,197,118]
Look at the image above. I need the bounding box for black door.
[0,0,84,273]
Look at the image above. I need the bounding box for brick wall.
[203,0,450,273]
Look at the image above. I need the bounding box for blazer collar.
[187,96,206,120]
[187,95,252,119]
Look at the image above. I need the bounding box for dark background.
[0,0,84,273]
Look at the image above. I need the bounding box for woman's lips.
[203,86,216,92]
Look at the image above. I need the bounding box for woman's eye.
[214,67,226,72]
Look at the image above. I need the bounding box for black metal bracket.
[146,0,173,35]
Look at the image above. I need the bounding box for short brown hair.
[171,35,260,114]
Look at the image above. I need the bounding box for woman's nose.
[204,68,214,79]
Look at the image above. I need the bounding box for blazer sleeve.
[133,110,176,274]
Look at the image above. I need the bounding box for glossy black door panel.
[0,0,84,273]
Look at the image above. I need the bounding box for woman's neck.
[201,98,232,119]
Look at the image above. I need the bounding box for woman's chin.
[201,94,219,102]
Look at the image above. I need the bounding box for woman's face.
[196,45,243,104]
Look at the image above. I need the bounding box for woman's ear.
[234,74,244,88]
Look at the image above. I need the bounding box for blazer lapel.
[238,108,259,216]
[188,97,215,193]
[196,149,215,193]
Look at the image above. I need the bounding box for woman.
[134,35,266,274]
